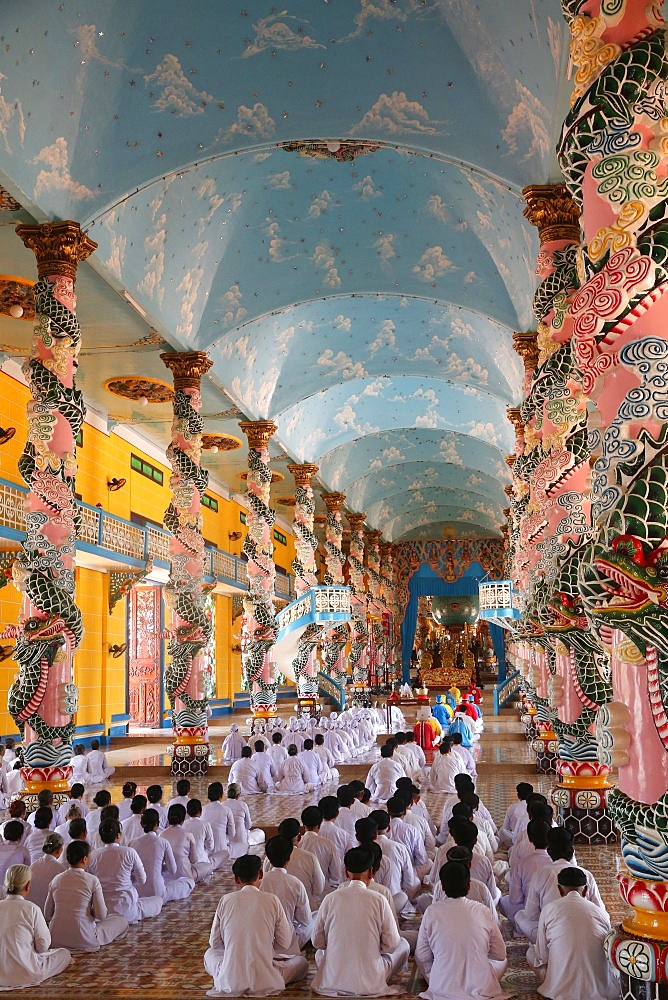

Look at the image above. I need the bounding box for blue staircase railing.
[493,669,521,715]
[318,671,346,712]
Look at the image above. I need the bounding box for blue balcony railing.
[0,475,294,600]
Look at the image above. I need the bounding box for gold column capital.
[161,351,213,390]
[287,462,319,489]
[507,406,525,437]
[513,331,540,373]
[365,529,383,544]
[239,420,278,450]
[321,492,346,512]
[504,484,514,499]
[505,454,516,469]
[522,183,580,244]
[16,221,97,281]
[380,542,393,560]
[347,513,367,532]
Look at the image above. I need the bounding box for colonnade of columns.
[507,3,668,994]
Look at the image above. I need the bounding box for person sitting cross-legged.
[261,835,314,952]
[133,808,194,902]
[530,866,619,1000]
[88,818,163,924]
[311,845,410,997]
[415,860,508,1000]
[0,863,72,989]
[44,840,128,953]
[204,853,309,997]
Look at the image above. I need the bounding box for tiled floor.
[9,707,628,999]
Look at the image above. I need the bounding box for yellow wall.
[0,366,296,736]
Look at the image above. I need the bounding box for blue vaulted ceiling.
[0,0,570,540]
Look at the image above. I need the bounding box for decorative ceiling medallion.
[104,377,174,403]
[0,277,35,320]
[0,188,21,212]
[201,433,242,452]
[275,496,296,507]
[238,470,285,483]
[282,140,381,162]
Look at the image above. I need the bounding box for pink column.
[288,463,321,697]
[5,222,95,810]
[346,513,369,689]
[161,352,213,776]
[320,492,349,685]
[239,421,279,716]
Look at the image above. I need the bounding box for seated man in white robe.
[313,733,339,785]
[86,739,115,784]
[312,846,409,997]
[366,744,405,804]
[252,741,277,791]
[260,836,314,951]
[88,819,163,924]
[417,845,498,922]
[120,794,147,845]
[229,746,268,795]
[45,840,128,952]
[161,803,215,883]
[267,731,289,771]
[515,827,604,948]
[275,745,313,794]
[415,860,508,1000]
[298,739,323,786]
[499,819,552,925]
[204,853,308,997]
[167,779,191,811]
[531,866,619,1000]
[318,796,355,855]
[221,723,246,764]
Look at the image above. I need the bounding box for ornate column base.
[521,710,538,740]
[532,733,558,773]
[170,743,210,776]
[608,875,668,996]
[20,769,72,811]
[552,761,616,844]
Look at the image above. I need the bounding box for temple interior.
[0,0,667,997]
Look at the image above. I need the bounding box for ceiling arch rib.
[384,503,503,543]
[364,483,506,528]
[318,429,512,494]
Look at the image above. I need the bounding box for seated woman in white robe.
[25,808,56,864]
[45,840,128,952]
[90,805,124,850]
[2,761,23,798]
[223,784,264,859]
[183,798,228,870]
[88,818,163,924]
[0,863,71,990]
[117,781,138,822]
[415,860,508,1000]
[161,803,214,883]
[204,854,308,997]
[133,809,194,902]
[275,745,314,794]
[85,740,115,785]
[27,833,67,911]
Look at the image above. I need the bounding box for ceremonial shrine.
[1,1,668,998]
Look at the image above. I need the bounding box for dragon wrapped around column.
[321,493,349,684]
[347,513,369,686]
[161,352,213,776]
[6,223,95,808]
[288,463,321,697]
[239,421,279,714]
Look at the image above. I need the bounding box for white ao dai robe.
[311,880,409,996]
[275,756,312,793]
[133,831,194,901]
[88,843,163,923]
[415,896,508,1000]
[0,895,71,989]
[27,854,67,911]
[44,868,128,952]
[532,892,619,1000]
[204,884,308,996]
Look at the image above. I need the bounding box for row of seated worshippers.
[0,729,620,999]
[203,765,619,1000]
[0,773,271,990]
[221,708,388,767]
